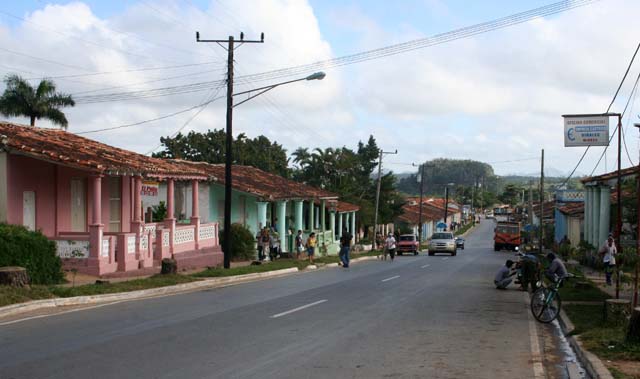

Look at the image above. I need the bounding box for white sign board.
[563,115,609,147]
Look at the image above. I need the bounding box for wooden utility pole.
[539,149,544,255]
[616,115,623,298]
[196,32,264,268]
[373,149,397,248]
[418,164,426,243]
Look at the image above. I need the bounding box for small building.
[0,122,221,275]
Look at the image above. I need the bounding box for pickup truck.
[397,234,419,255]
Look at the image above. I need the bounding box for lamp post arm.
[233,85,278,108]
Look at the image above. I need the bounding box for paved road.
[1,220,565,378]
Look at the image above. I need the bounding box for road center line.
[442,257,449,261]
[381,275,400,282]
[270,299,327,319]
[421,264,430,268]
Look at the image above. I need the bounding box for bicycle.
[530,274,573,323]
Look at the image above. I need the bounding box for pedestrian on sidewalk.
[494,260,516,289]
[339,227,352,268]
[385,233,397,261]
[259,227,270,261]
[599,236,617,286]
[295,230,304,260]
[306,232,317,264]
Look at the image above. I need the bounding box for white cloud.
[0,0,639,178]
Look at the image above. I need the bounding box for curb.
[0,255,383,319]
[558,308,614,379]
[0,267,299,319]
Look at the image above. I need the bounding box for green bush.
[0,223,64,284]
[219,223,256,261]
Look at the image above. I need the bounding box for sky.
[0,0,639,178]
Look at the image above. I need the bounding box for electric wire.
[561,40,640,185]
[68,0,598,104]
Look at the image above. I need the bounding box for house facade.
[0,122,221,276]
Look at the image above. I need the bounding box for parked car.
[428,232,457,256]
[455,237,465,249]
[397,234,419,255]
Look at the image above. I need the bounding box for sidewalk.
[578,263,634,300]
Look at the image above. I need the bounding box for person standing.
[295,230,304,260]
[339,227,352,268]
[259,226,271,261]
[306,232,317,264]
[599,236,617,286]
[385,233,397,261]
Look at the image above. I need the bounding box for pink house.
[0,122,222,276]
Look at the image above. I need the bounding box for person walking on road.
[339,227,352,268]
[599,236,617,286]
[494,260,516,289]
[385,233,397,261]
[295,230,304,260]
[306,232,317,264]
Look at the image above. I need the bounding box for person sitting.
[545,252,568,283]
[494,260,516,290]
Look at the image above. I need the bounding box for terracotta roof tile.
[0,122,206,179]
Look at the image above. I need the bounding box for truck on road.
[494,221,521,251]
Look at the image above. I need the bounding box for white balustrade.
[127,235,136,254]
[174,227,195,245]
[56,240,90,259]
[199,225,216,240]
[101,238,110,257]
[162,231,170,247]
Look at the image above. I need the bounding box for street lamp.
[220,72,326,268]
[412,163,426,244]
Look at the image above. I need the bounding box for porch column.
[321,200,326,232]
[131,176,143,235]
[257,202,268,230]
[308,201,315,230]
[89,175,104,263]
[329,211,336,241]
[592,186,601,247]
[294,200,304,232]
[584,187,591,246]
[165,179,176,253]
[599,185,611,246]
[276,201,287,252]
[351,211,356,239]
[191,180,200,248]
[345,212,350,234]
[337,213,343,239]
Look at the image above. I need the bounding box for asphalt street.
[0,220,571,379]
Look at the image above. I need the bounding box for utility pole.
[413,163,426,244]
[633,123,640,307]
[616,115,623,299]
[373,149,397,249]
[529,180,534,226]
[196,32,264,269]
[539,149,544,255]
[444,186,449,229]
[471,178,476,225]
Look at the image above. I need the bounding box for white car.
[428,232,457,256]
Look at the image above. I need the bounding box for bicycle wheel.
[530,287,561,323]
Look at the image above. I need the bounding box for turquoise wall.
[209,184,260,234]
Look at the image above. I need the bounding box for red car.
[397,234,420,255]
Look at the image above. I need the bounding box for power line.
[561,40,640,185]
[68,0,598,104]
[75,94,225,135]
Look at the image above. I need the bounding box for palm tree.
[0,74,75,129]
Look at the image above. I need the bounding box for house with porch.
[0,122,221,276]
[162,161,360,256]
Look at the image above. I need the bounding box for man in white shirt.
[599,236,617,285]
[385,233,397,261]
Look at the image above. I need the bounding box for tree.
[0,74,75,129]
[154,129,290,177]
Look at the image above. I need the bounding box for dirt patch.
[608,360,640,379]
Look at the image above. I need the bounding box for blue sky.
[0,0,638,177]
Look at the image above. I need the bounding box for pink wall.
[7,155,57,236]
[8,153,135,237]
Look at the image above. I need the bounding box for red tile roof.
[397,202,443,225]
[337,201,360,212]
[0,122,206,179]
[558,202,584,216]
[172,161,339,202]
[582,165,639,184]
